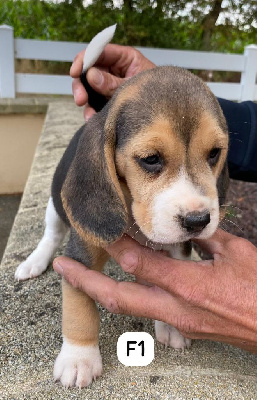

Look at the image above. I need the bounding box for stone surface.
[0,97,73,114]
[0,194,21,263]
[1,102,257,399]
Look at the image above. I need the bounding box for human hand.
[70,44,155,120]
[53,229,257,353]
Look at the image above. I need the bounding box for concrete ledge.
[0,96,73,114]
[1,102,257,399]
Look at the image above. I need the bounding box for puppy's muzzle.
[180,210,211,233]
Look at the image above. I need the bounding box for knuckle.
[105,73,123,94]
[126,45,136,54]
[227,236,250,254]
[131,46,141,56]
[174,314,198,337]
[68,273,84,291]
[106,73,115,90]
[183,278,205,305]
[172,274,204,305]
[104,296,121,314]
[102,282,130,314]
[183,286,200,304]
[103,290,124,314]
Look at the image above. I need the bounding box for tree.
[201,0,223,50]
[0,0,256,53]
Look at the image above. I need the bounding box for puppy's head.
[114,66,229,244]
[62,66,229,246]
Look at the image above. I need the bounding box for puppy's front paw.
[155,320,191,350]
[54,339,102,388]
[15,255,48,281]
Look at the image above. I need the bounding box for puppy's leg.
[54,233,108,388]
[54,279,103,388]
[155,321,191,350]
[15,197,68,280]
[154,243,199,350]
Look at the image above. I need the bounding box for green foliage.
[0,0,256,53]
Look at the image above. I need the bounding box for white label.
[117,332,154,366]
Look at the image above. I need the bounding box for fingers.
[70,45,131,107]
[72,67,126,112]
[53,256,182,322]
[70,44,155,80]
[106,235,208,295]
[84,105,96,121]
[87,67,126,97]
[95,44,155,77]
[72,78,88,106]
[70,44,155,120]
[192,228,235,256]
[70,50,84,78]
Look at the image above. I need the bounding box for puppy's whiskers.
[219,222,230,234]
[221,204,243,212]
[128,220,167,251]
[222,218,244,234]
[129,220,150,240]
[126,220,138,233]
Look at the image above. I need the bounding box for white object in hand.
[82,24,117,72]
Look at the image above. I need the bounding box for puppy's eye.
[208,148,221,166]
[142,154,160,165]
[136,153,163,173]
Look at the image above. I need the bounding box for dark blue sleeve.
[218,98,257,182]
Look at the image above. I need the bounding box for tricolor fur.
[16,66,229,388]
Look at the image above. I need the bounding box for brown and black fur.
[52,66,229,265]
[49,66,229,382]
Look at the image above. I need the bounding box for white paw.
[15,253,49,280]
[155,321,191,350]
[53,339,102,388]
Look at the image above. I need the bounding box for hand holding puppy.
[54,228,257,354]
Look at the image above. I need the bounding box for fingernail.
[53,260,64,276]
[91,69,104,87]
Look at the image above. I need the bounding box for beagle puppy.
[15,65,229,388]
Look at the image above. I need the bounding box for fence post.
[240,45,257,102]
[0,25,15,98]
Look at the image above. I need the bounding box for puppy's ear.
[217,162,229,209]
[61,108,127,246]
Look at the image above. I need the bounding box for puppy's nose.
[180,211,210,233]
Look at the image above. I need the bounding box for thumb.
[87,67,125,97]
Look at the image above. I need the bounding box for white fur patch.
[54,338,102,388]
[15,197,68,280]
[155,320,191,350]
[150,170,219,244]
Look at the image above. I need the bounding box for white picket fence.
[1,24,257,101]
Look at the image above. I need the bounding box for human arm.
[218,98,257,183]
[53,229,257,354]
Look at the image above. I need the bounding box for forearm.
[218,98,257,182]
